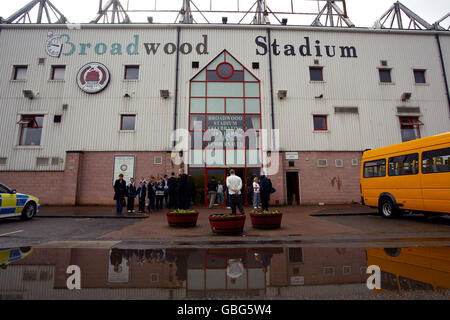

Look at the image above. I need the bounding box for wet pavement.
[1,204,449,300]
[0,243,449,300]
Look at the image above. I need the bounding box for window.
[399,277,433,291]
[413,69,426,84]
[18,115,44,146]
[363,159,386,178]
[51,65,65,80]
[154,156,162,164]
[400,117,423,142]
[313,115,327,131]
[13,65,27,80]
[388,153,419,176]
[422,147,450,174]
[379,68,392,83]
[335,159,343,167]
[381,271,398,291]
[0,184,10,193]
[36,157,49,166]
[343,266,352,275]
[288,248,303,263]
[188,50,262,168]
[124,65,139,80]
[120,115,136,130]
[309,67,323,81]
[317,159,328,167]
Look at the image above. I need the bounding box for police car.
[0,247,33,269]
[0,183,39,220]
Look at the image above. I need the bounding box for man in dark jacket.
[177,168,189,209]
[113,174,127,214]
[259,174,272,212]
[167,172,178,209]
[147,177,156,212]
[126,178,137,213]
[137,178,147,213]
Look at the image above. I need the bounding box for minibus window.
[422,147,450,174]
[363,159,386,178]
[388,153,419,176]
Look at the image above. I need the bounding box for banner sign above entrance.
[206,114,245,148]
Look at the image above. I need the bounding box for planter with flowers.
[249,210,282,229]
[167,209,199,227]
[209,213,246,235]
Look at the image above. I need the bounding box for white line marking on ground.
[0,230,24,237]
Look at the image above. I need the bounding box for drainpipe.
[173,26,181,147]
[267,28,276,150]
[435,34,450,117]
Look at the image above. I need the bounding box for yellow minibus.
[361,132,450,218]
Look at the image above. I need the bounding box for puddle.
[0,245,449,299]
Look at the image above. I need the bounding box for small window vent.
[154,156,162,165]
[36,157,49,166]
[51,157,61,165]
[343,266,352,275]
[150,273,159,282]
[23,270,38,281]
[0,158,7,166]
[397,107,421,114]
[314,59,320,65]
[192,61,199,68]
[352,159,359,166]
[289,161,295,167]
[252,62,259,69]
[381,60,388,67]
[317,159,328,167]
[38,58,46,65]
[334,107,359,113]
[335,159,344,167]
[54,115,62,123]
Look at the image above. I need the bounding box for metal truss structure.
[373,1,432,30]
[0,0,448,30]
[90,0,131,24]
[434,13,450,31]
[311,0,354,28]
[0,0,68,24]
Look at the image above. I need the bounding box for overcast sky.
[0,0,449,27]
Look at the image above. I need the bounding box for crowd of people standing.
[113,168,275,214]
[113,168,191,214]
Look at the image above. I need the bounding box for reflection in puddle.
[0,246,448,299]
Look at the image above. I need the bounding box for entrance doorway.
[286,171,300,205]
[188,167,262,206]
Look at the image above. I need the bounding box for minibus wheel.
[379,198,398,218]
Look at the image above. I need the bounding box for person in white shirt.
[226,169,245,215]
[253,177,260,209]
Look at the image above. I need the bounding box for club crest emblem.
[76,62,110,94]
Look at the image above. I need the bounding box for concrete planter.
[249,211,282,229]
[209,214,246,235]
[167,210,199,227]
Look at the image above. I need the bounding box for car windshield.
[0,183,12,193]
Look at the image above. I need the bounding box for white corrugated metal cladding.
[0,24,449,171]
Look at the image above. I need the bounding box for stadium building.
[0,0,449,206]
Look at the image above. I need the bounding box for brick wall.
[268,151,362,205]
[78,151,181,205]
[1,150,361,206]
[0,171,64,205]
